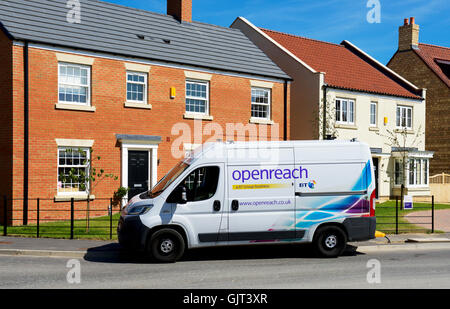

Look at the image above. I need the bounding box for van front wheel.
[148,228,185,263]
[313,226,347,258]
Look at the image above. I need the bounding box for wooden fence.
[429,173,450,203]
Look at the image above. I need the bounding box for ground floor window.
[395,157,429,187]
[57,147,90,193]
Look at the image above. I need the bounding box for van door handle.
[231,200,239,211]
[213,200,221,212]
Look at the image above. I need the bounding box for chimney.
[167,0,192,23]
[398,17,419,51]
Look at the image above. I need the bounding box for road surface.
[0,243,449,289]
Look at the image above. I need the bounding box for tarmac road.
[1,242,449,289]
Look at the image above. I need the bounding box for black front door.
[372,157,379,199]
[128,151,149,199]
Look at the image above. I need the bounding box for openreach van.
[118,140,376,262]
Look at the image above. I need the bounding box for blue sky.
[106,0,449,64]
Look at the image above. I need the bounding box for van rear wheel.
[148,228,185,263]
[313,226,347,258]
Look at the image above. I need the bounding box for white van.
[118,140,376,262]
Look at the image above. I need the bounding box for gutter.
[23,40,29,225]
[283,80,288,141]
[322,84,327,139]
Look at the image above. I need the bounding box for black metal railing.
[376,196,435,234]
[1,196,128,240]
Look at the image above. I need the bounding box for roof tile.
[262,28,422,99]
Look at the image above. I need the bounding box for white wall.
[327,88,427,198]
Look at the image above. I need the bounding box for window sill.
[54,194,95,202]
[335,123,357,130]
[183,113,214,121]
[55,103,96,112]
[394,128,414,134]
[124,102,152,109]
[369,126,380,132]
[249,117,275,125]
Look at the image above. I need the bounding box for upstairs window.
[335,98,355,125]
[186,80,209,114]
[251,87,271,119]
[396,105,413,129]
[370,102,377,126]
[126,72,147,104]
[58,63,90,105]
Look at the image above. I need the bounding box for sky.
[105,0,449,65]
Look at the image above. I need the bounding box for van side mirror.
[168,185,187,204]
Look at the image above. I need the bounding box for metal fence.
[1,195,438,239]
[1,196,126,240]
[376,196,435,234]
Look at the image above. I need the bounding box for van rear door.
[293,145,372,232]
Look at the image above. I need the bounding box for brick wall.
[8,46,287,222]
[388,50,450,175]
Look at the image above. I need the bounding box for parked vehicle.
[118,140,376,262]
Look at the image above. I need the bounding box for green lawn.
[1,213,121,240]
[375,200,450,234]
[2,200,449,239]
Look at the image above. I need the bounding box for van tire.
[313,226,347,258]
[148,228,185,263]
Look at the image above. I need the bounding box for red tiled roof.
[414,43,450,88]
[261,28,422,99]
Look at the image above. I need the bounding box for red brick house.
[0,0,290,224]
[388,17,450,175]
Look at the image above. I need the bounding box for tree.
[59,148,118,232]
[377,125,424,208]
[311,94,339,140]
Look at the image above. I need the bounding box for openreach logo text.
[232,166,309,184]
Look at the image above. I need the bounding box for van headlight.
[127,204,153,216]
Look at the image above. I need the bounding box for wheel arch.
[145,224,190,249]
[312,221,349,241]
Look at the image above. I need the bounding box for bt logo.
[308,180,317,189]
[299,180,317,189]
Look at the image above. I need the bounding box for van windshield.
[148,161,190,198]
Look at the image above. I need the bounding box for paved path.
[405,209,450,232]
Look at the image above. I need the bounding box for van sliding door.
[227,147,298,243]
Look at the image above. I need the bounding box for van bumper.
[117,215,148,251]
[343,217,377,242]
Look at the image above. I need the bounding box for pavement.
[1,232,450,259]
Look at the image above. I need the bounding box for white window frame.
[57,147,90,195]
[126,71,148,104]
[396,105,413,130]
[335,98,355,125]
[185,79,210,115]
[58,62,91,106]
[406,158,430,188]
[251,87,271,120]
[370,102,377,127]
